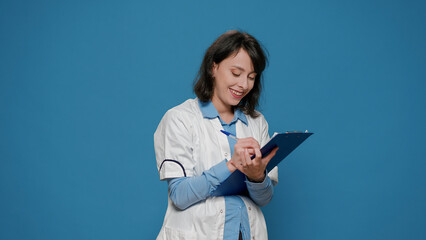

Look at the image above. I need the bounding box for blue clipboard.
[212,132,313,196]
[211,131,313,197]
[263,132,313,171]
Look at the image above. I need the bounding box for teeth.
[231,89,243,96]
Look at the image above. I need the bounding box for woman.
[154,30,278,240]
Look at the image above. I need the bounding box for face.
[211,48,256,112]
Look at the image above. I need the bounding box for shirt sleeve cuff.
[245,174,272,190]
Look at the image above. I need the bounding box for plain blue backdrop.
[1,0,425,239]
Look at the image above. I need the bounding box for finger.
[230,148,243,166]
[244,148,253,167]
[240,149,247,168]
[247,148,255,155]
[253,147,262,166]
[234,151,248,173]
[236,142,255,150]
[263,147,279,165]
[250,137,261,149]
[236,138,260,150]
[231,160,245,173]
[241,137,260,149]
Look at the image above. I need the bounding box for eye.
[248,74,256,80]
[232,72,241,77]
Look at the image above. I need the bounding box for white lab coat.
[154,98,278,240]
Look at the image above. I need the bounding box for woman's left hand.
[232,146,279,182]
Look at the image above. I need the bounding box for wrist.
[226,160,237,173]
[247,173,266,183]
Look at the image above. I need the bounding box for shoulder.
[156,98,201,132]
[162,98,200,122]
[246,110,268,128]
[167,98,199,116]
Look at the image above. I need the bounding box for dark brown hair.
[193,30,268,118]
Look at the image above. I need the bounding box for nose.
[238,78,249,90]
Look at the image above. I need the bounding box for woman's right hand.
[228,137,278,182]
[226,137,259,172]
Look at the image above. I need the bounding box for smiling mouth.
[230,88,243,98]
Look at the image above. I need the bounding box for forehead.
[220,49,254,72]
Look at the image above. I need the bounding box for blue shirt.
[167,100,274,240]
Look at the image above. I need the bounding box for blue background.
[1,0,425,239]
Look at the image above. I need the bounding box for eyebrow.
[231,65,256,74]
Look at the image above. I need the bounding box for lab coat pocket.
[164,226,197,240]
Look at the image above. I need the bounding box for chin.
[226,95,244,108]
[230,100,242,106]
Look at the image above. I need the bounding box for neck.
[211,97,234,124]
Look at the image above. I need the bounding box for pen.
[221,130,259,159]
[220,130,239,140]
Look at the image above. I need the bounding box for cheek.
[215,75,232,90]
[248,81,255,92]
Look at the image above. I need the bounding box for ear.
[211,62,218,78]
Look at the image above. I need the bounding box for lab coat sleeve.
[259,113,279,186]
[154,109,196,180]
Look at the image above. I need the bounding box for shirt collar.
[198,99,248,126]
